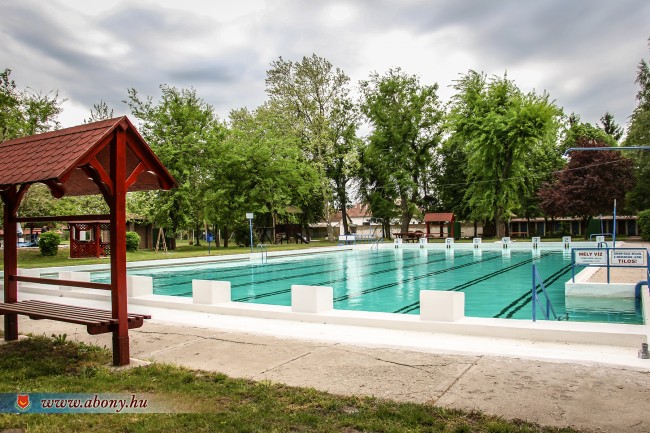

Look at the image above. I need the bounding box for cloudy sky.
[2,0,649,132]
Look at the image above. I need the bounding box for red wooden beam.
[11,276,112,291]
[110,127,130,366]
[125,162,146,189]
[16,214,111,223]
[1,183,30,341]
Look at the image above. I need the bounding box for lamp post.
[246,212,254,253]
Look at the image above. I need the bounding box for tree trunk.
[400,196,411,233]
[341,207,349,236]
[496,216,506,238]
[272,211,277,243]
[473,221,478,238]
[223,226,229,248]
[194,223,201,246]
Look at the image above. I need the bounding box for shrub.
[39,231,61,256]
[233,224,260,247]
[125,231,141,252]
[638,210,650,241]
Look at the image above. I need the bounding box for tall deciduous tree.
[1,68,64,224]
[85,100,114,123]
[125,85,224,247]
[435,136,473,228]
[206,104,320,247]
[360,68,444,233]
[598,112,624,141]
[0,68,63,142]
[447,70,561,237]
[624,38,650,212]
[265,54,359,239]
[538,138,635,236]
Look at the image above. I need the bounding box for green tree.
[598,112,624,141]
[538,137,635,237]
[125,85,224,247]
[1,68,64,224]
[360,68,444,233]
[434,136,473,230]
[265,54,359,239]
[85,100,114,123]
[0,68,63,142]
[624,38,650,211]
[447,70,561,237]
[206,104,320,247]
[19,183,108,219]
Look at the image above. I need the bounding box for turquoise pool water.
[92,249,643,324]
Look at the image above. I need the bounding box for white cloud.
[1,0,648,129]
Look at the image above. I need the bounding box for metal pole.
[612,199,617,249]
[607,246,611,284]
[532,265,537,322]
[249,218,253,254]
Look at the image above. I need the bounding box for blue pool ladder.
[371,237,383,251]
[531,264,559,321]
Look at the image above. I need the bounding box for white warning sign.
[574,249,607,265]
[610,249,647,266]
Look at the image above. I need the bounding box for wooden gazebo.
[0,117,175,365]
[424,212,455,238]
[68,220,110,258]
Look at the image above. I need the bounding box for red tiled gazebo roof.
[0,116,174,196]
[423,212,454,223]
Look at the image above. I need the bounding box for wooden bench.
[0,300,150,335]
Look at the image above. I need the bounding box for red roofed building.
[423,212,455,238]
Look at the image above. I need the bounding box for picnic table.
[392,232,424,242]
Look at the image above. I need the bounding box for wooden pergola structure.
[424,212,455,238]
[0,117,175,365]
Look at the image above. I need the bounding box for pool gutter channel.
[4,242,648,352]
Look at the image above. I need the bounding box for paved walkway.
[4,315,650,433]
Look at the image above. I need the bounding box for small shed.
[424,212,455,238]
[0,116,175,365]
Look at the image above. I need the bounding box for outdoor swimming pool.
[92,249,643,324]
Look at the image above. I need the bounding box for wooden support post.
[109,127,130,366]
[94,223,101,258]
[1,185,28,341]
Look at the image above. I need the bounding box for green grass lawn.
[0,335,584,433]
[2,235,625,271]
[0,240,341,271]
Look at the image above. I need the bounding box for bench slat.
[0,305,112,326]
[0,300,150,333]
[17,300,148,321]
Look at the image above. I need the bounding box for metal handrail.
[371,237,384,251]
[256,244,268,264]
[589,233,613,241]
[531,264,558,321]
